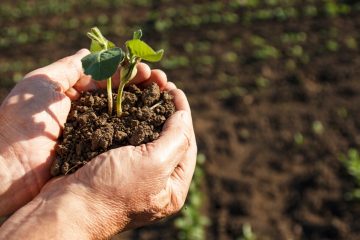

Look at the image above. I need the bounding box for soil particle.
[129,123,154,146]
[122,92,138,111]
[91,124,114,151]
[51,82,175,176]
[142,82,161,106]
[114,130,127,142]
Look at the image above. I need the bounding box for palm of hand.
[0,76,71,190]
[0,50,95,215]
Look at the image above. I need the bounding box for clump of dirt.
[51,82,175,176]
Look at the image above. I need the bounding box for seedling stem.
[116,59,138,116]
[103,37,113,115]
[106,76,113,114]
[116,81,125,116]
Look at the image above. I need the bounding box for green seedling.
[340,149,360,200]
[175,154,210,240]
[336,107,348,119]
[312,120,324,135]
[238,223,257,240]
[83,27,118,115]
[81,27,164,116]
[294,132,304,146]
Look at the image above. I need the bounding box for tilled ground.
[1,1,360,239]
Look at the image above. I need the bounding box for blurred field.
[1,0,360,239]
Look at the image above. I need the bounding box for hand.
[0,49,167,216]
[0,51,197,239]
[71,86,197,234]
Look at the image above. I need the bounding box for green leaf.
[107,40,116,49]
[87,27,116,52]
[81,48,124,81]
[89,39,116,52]
[133,29,142,39]
[89,27,105,42]
[126,39,164,62]
[90,40,103,52]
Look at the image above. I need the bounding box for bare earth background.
[1,1,360,239]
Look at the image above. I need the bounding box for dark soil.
[50,83,175,176]
[1,1,360,240]
[124,8,360,240]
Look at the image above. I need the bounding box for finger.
[164,82,177,91]
[148,90,193,169]
[128,63,151,85]
[138,69,168,90]
[149,110,194,169]
[169,89,191,113]
[167,90,197,206]
[65,87,81,100]
[72,75,97,92]
[72,145,136,187]
[25,49,90,92]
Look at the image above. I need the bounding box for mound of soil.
[51,82,175,176]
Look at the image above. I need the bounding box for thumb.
[148,89,195,169]
[25,49,90,92]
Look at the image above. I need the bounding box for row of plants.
[340,149,360,200]
[174,154,210,240]
[0,0,157,20]
[173,153,258,240]
[0,2,357,160]
[150,1,358,32]
[173,153,259,240]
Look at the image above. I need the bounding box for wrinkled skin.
[0,49,197,239]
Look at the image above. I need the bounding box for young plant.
[81,27,164,116]
[82,27,123,115]
[340,148,360,200]
[174,154,210,240]
[238,223,257,240]
[117,29,163,116]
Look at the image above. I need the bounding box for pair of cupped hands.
[0,49,197,239]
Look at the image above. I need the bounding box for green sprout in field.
[175,154,210,240]
[81,27,164,116]
[238,223,257,240]
[340,148,360,200]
